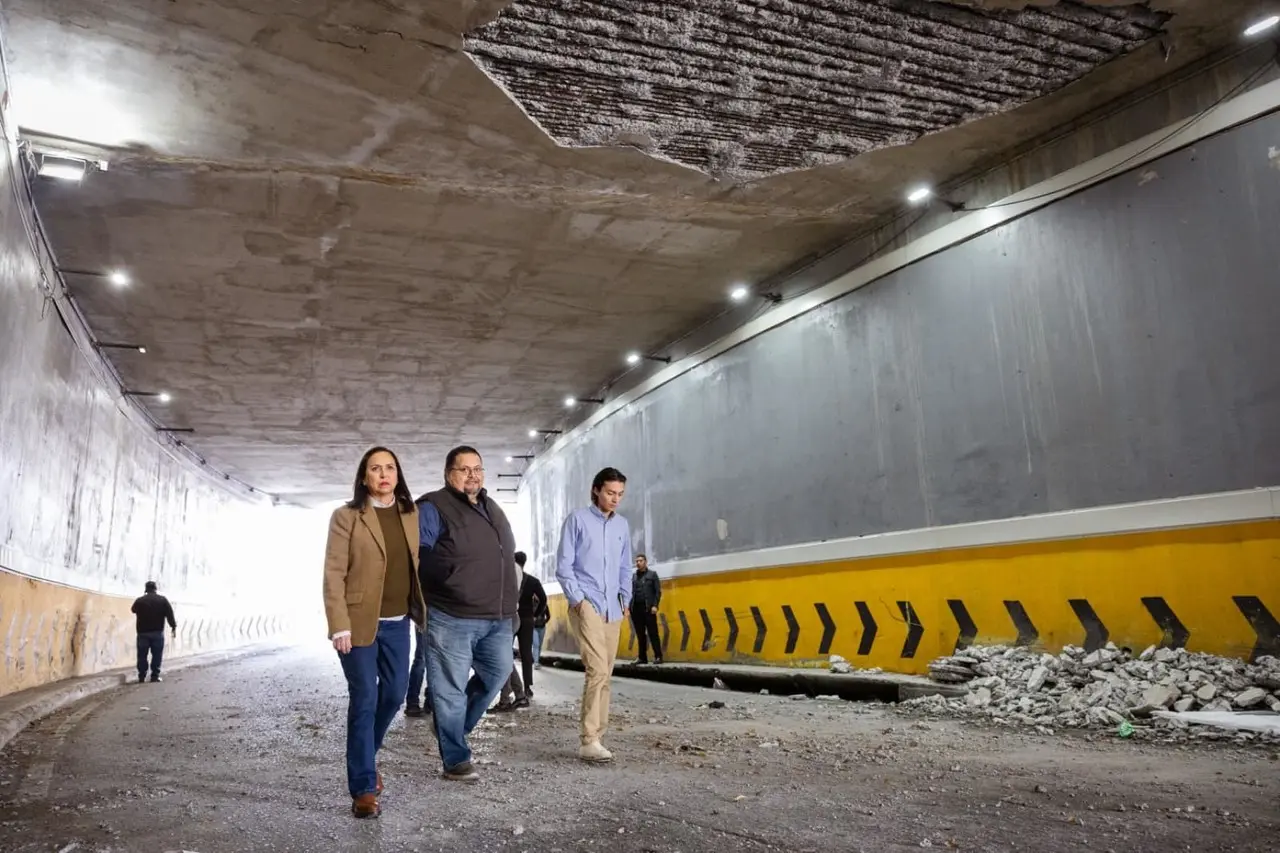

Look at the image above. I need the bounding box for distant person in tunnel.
[556,467,633,763]
[416,445,519,782]
[631,554,663,665]
[323,446,426,819]
[493,551,547,711]
[131,580,176,683]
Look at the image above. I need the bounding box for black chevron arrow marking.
[854,601,877,656]
[782,605,800,655]
[1068,599,1109,652]
[699,608,713,651]
[659,613,670,653]
[897,601,924,658]
[1141,596,1189,649]
[815,603,836,655]
[1233,595,1280,662]
[724,607,740,653]
[947,599,978,651]
[1003,600,1039,647]
[678,610,691,653]
[750,606,767,654]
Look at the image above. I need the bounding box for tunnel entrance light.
[1244,15,1278,35]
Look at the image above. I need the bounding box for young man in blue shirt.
[554,467,633,763]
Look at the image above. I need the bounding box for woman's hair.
[347,446,414,512]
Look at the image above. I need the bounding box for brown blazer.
[322,501,426,647]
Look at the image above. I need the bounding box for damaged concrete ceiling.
[2,0,1256,504]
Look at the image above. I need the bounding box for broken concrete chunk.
[1233,687,1267,708]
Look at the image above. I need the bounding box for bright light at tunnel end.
[1245,15,1279,35]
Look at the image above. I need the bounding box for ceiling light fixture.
[507,454,534,462]
[123,390,172,403]
[108,270,130,287]
[566,396,604,408]
[95,342,146,354]
[907,186,933,204]
[497,473,522,480]
[529,428,562,438]
[730,284,750,302]
[627,351,671,366]
[1244,14,1279,35]
[156,427,194,433]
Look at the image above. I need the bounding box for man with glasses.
[415,445,519,782]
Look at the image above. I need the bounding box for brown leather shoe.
[351,793,380,819]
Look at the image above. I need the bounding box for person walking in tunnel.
[323,446,426,819]
[131,580,176,683]
[631,554,664,665]
[416,445,519,782]
[556,467,633,763]
[494,553,547,710]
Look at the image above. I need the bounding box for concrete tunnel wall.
[522,110,1280,675]
[0,91,302,698]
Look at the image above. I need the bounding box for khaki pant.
[568,602,622,745]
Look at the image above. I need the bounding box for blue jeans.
[406,626,433,710]
[425,607,513,769]
[137,631,165,678]
[338,617,410,797]
[532,625,546,664]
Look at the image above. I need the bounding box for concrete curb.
[541,652,968,702]
[0,642,286,755]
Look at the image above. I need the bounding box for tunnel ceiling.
[465,0,1170,180]
[1,0,1251,505]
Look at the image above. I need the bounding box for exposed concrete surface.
[467,1,1168,180]
[0,642,283,754]
[0,644,1276,852]
[2,0,1261,503]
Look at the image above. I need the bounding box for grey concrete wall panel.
[522,113,1280,572]
[0,133,245,598]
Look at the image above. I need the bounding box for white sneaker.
[579,741,614,763]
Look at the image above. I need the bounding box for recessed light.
[1244,15,1279,35]
[158,392,172,403]
[528,428,538,438]
[137,346,147,354]
[564,395,577,408]
[730,285,750,302]
[626,352,641,365]
[907,186,932,204]
[108,270,130,287]
[505,455,514,463]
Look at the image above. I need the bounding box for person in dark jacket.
[495,552,548,711]
[131,581,177,683]
[631,554,663,664]
[415,445,518,782]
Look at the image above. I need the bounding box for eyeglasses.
[451,466,484,476]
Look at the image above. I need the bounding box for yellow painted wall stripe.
[544,520,1280,674]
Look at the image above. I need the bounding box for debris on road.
[907,645,1280,742]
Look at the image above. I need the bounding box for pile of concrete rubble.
[902,643,1280,742]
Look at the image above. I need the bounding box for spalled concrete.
[1,0,1263,502]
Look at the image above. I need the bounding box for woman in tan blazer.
[322,446,426,819]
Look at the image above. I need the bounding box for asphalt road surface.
[0,644,1276,852]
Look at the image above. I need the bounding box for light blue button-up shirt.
[555,504,633,621]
